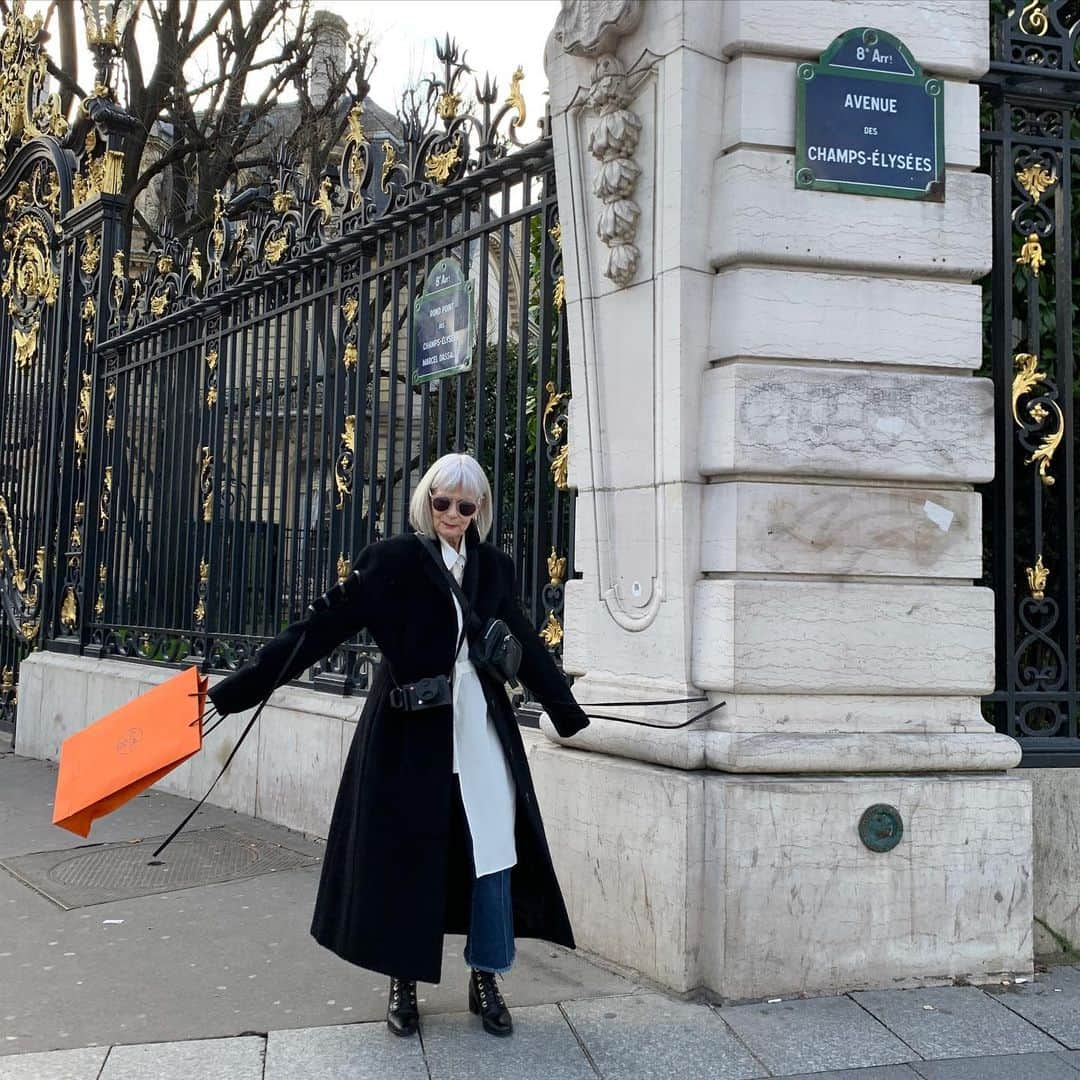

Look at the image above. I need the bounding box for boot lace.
[475,970,504,1010]
[390,978,417,1010]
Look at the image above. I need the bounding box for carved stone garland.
[553,0,644,288]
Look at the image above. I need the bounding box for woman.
[208,452,589,1039]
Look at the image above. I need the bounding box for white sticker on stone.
[874,416,905,436]
[923,500,954,533]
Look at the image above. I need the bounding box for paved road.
[2,752,1078,1079]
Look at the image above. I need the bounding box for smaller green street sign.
[412,256,475,385]
[795,27,945,201]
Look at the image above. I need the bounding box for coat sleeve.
[497,556,589,739]
[208,544,381,717]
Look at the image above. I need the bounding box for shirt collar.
[439,536,466,570]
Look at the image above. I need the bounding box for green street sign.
[412,256,475,385]
[795,27,945,201]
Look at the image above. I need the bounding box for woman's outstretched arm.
[208,546,378,716]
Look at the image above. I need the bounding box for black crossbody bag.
[420,536,522,684]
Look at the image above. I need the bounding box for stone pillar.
[534,0,1033,1000]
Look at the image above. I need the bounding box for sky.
[27,0,560,123]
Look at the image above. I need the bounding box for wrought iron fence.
[981,0,1080,764]
[0,19,573,736]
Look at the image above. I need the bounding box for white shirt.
[440,538,517,877]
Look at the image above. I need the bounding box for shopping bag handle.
[151,632,307,860]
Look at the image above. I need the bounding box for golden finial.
[437,90,461,121]
[315,176,334,220]
[1027,554,1048,600]
[347,102,366,145]
[1016,233,1045,277]
[547,547,567,586]
[506,66,525,128]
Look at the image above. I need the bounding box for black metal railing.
[84,127,572,696]
[981,0,1080,764]
[0,20,573,737]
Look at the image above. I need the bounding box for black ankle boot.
[386,977,419,1037]
[468,968,513,1036]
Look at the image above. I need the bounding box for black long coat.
[208,524,589,983]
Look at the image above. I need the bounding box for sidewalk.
[2,750,1078,1080]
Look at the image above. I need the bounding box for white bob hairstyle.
[409,452,493,540]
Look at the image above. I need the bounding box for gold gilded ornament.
[60,587,78,632]
[1019,0,1050,35]
[551,443,569,491]
[1017,163,1056,203]
[1012,353,1047,426]
[539,612,563,649]
[342,296,358,324]
[80,232,101,275]
[547,548,567,586]
[265,230,289,264]
[82,295,96,343]
[111,251,125,309]
[1016,232,1045,276]
[343,343,357,371]
[200,448,213,522]
[2,211,60,371]
[437,89,461,121]
[74,371,91,464]
[337,553,350,583]
[94,563,107,617]
[554,275,565,311]
[424,137,463,184]
[347,102,366,145]
[188,249,203,288]
[543,381,570,442]
[380,141,397,193]
[506,66,526,128]
[334,415,356,509]
[99,466,113,531]
[1026,404,1063,486]
[315,177,334,220]
[1027,554,1049,600]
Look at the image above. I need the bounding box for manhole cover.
[0,826,319,909]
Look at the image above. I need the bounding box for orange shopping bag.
[52,666,207,837]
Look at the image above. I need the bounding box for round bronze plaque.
[858,803,903,853]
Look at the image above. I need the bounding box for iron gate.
[0,21,574,738]
[981,0,1080,764]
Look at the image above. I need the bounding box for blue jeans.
[463,866,515,974]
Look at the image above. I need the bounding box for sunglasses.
[430,494,478,517]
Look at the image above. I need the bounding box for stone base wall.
[529,739,1034,1001]
[16,651,364,838]
[1029,768,1080,958]
[15,648,1045,1000]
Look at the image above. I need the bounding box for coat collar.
[417,522,480,613]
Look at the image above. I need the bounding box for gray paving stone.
[264,1022,428,1080]
[985,968,1080,1049]
[909,1052,1080,1079]
[0,1047,108,1080]
[1057,1050,1080,1073]
[852,986,1062,1060]
[422,1003,593,1080]
[98,1036,265,1080]
[563,992,766,1080]
[716,994,918,1075]
[778,1068,922,1080]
